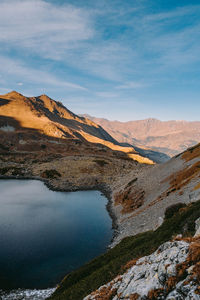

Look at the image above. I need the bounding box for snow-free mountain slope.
[83,115,200,157]
[0,91,157,164]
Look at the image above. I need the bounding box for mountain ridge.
[82,114,200,157]
[0,91,168,164]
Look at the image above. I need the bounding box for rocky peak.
[2,90,27,100]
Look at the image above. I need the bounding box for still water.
[0,180,112,289]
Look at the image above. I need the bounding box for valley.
[0,91,200,299]
[84,115,200,157]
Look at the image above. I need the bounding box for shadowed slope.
[0,91,154,164]
[83,115,200,157]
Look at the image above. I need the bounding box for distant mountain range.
[82,114,200,157]
[0,91,168,164]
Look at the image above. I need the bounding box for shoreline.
[0,174,119,246]
[0,175,119,297]
[0,175,118,241]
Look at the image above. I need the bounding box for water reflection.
[0,180,112,289]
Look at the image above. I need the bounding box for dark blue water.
[0,180,112,289]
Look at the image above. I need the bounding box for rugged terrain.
[84,236,200,300]
[0,91,163,166]
[0,91,156,202]
[0,91,200,299]
[83,115,200,157]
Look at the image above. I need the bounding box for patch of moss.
[49,200,200,300]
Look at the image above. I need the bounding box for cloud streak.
[0,0,93,59]
[0,55,87,91]
[1,0,200,121]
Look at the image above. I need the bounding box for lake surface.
[0,180,112,290]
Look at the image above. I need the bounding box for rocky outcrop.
[84,238,200,299]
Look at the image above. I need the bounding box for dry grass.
[148,160,200,207]
[114,187,145,214]
[182,144,200,162]
[121,259,138,272]
[129,293,140,300]
[193,182,200,190]
[147,288,165,299]
[90,285,117,300]
[166,161,200,191]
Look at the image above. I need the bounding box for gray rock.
[194,217,200,237]
[84,241,190,300]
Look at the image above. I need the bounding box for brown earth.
[83,114,200,157]
[1,91,200,246]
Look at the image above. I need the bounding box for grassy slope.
[49,200,200,300]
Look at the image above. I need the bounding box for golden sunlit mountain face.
[0,91,154,164]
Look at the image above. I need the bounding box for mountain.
[0,91,200,299]
[49,143,200,300]
[0,91,168,164]
[82,114,200,157]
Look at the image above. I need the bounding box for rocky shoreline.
[0,288,56,300]
[0,175,119,300]
[0,174,119,245]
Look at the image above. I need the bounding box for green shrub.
[49,200,200,300]
[165,203,186,219]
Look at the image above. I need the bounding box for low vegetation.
[166,161,200,191]
[49,200,200,300]
[114,187,145,214]
[0,166,23,176]
[182,143,200,161]
[41,169,61,179]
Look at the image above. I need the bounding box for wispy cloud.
[0,0,93,59]
[1,1,200,121]
[0,55,87,91]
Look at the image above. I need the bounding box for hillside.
[1,91,199,299]
[0,91,161,164]
[49,143,200,299]
[83,115,200,157]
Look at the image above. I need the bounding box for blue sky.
[0,0,200,121]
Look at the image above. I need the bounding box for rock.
[166,277,200,300]
[194,217,200,237]
[84,241,190,300]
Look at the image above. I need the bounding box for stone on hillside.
[84,241,190,300]
[194,217,200,237]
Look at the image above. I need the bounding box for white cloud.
[0,55,87,91]
[1,1,200,89]
[0,0,94,59]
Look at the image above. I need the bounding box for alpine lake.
[0,179,113,291]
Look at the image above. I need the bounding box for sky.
[0,0,200,121]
